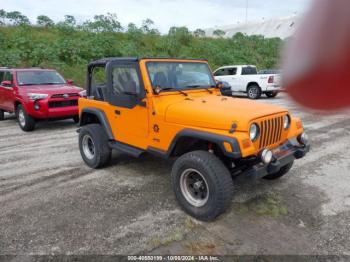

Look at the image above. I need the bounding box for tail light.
[268,76,274,83]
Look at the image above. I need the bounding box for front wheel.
[16,104,36,131]
[263,161,294,180]
[247,85,261,99]
[266,91,278,98]
[171,151,234,221]
[79,124,111,168]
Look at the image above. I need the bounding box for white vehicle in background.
[213,65,282,99]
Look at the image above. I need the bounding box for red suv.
[0,68,85,131]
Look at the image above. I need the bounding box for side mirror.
[67,79,74,85]
[153,86,162,95]
[1,80,12,87]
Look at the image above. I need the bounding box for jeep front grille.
[258,116,284,149]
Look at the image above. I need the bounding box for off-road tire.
[16,104,36,131]
[0,109,4,121]
[171,150,234,221]
[266,91,278,98]
[247,84,262,99]
[73,115,79,123]
[79,124,111,168]
[263,161,294,180]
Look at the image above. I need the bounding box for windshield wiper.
[186,85,213,94]
[161,87,188,96]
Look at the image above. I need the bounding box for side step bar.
[108,141,144,158]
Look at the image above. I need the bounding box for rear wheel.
[263,161,294,180]
[247,84,261,99]
[79,124,111,168]
[171,150,234,221]
[16,104,36,131]
[266,91,278,98]
[0,109,4,121]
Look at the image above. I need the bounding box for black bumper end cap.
[294,144,310,159]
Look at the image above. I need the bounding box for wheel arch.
[14,100,21,109]
[149,129,241,159]
[14,100,25,112]
[79,108,114,140]
[246,82,260,92]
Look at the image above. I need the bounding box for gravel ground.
[0,93,350,256]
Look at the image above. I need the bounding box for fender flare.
[79,108,114,140]
[148,129,241,159]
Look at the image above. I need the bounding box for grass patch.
[150,217,199,249]
[234,192,288,218]
[184,217,197,230]
[150,229,184,247]
[183,241,217,255]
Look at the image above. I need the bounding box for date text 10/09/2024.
[127,255,220,261]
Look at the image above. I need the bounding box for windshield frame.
[145,61,216,93]
[16,70,67,86]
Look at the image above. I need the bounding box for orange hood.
[165,95,287,131]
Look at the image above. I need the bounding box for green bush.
[0,11,283,87]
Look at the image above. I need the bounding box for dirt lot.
[0,93,350,256]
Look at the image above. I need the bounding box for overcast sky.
[2,0,313,33]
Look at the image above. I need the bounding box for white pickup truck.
[213,65,282,99]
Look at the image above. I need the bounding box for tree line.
[0,9,283,86]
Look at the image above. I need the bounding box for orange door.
[106,61,149,146]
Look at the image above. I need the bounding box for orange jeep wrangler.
[78,57,310,221]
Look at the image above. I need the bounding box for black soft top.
[88,57,208,67]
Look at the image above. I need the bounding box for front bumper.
[26,99,79,119]
[246,141,310,179]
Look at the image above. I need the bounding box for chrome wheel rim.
[248,87,258,98]
[82,135,95,160]
[18,110,25,127]
[180,168,209,207]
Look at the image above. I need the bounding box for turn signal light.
[242,139,251,149]
[296,120,303,129]
[223,142,233,152]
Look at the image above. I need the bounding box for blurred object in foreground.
[283,0,350,110]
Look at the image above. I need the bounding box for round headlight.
[249,123,259,141]
[283,115,291,129]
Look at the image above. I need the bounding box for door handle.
[115,110,121,115]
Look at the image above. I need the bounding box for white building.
[205,15,301,39]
